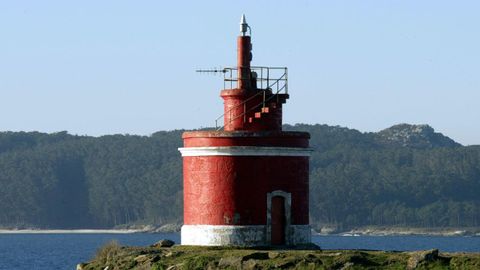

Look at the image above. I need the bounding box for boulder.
[133,254,148,263]
[242,259,259,270]
[268,251,280,259]
[340,262,354,270]
[218,256,242,268]
[166,263,184,270]
[304,253,318,262]
[407,249,439,269]
[242,252,269,260]
[151,239,175,248]
[274,261,296,269]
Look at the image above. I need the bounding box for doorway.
[271,196,286,245]
[267,190,291,245]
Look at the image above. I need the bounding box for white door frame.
[266,190,291,245]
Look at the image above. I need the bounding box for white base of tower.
[181,224,311,246]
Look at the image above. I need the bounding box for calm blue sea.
[0,233,479,270]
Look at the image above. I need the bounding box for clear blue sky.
[1,1,479,145]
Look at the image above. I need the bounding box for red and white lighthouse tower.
[179,15,311,246]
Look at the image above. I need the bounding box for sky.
[1,1,479,145]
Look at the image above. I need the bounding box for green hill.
[0,124,479,230]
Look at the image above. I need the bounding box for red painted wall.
[183,146,309,226]
[183,131,309,148]
[221,89,286,131]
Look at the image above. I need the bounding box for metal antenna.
[196,68,227,74]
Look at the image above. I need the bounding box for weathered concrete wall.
[181,224,311,246]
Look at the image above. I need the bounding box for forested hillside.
[0,124,479,230]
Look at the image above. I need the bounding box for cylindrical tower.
[179,15,311,246]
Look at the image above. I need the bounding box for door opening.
[271,196,286,245]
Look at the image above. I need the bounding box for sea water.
[0,233,479,270]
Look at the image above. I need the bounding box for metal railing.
[214,66,288,130]
[222,66,288,93]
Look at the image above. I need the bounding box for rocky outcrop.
[407,249,440,269]
[78,242,480,270]
[375,124,461,148]
[151,239,175,248]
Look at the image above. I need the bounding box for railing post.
[285,68,288,94]
[260,67,263,89]
[267,68,270,90]
[263,90,266,108]
[217,66,288,129]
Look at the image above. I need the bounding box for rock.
[134,254,148,263]
[242,252,269,260]
[324,252,342,257]
[304,253,318,262]
[333,252,376,269]
[242,259,259,270]
[407,249,439,269]
[151,239,175,248]
[165,250,183,258]
[347,254,372,265]
[166,263,184,270]
[274,261,295,269]
[150,255,161,263]
[340,262,354,270]
[75,244,480,270]
[218,256,242,268]
[376,124,460,149]
[268,251,280,259]
[291,259,319,270]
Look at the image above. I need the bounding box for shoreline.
[2,223,480,236]
[0,223,182,234]
[1,227,479,236]
[0,229,144,234]
[314,226,480,237]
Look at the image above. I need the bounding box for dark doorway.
[271,196,286,245]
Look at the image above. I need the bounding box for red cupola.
[179,15,311,246]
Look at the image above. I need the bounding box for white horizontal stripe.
[181,224,311,246]
[178,146,313,157]
[181,225,265,246]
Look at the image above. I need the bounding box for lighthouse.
[178,15,311,246]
